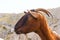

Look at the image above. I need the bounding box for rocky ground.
[0,7,60,40]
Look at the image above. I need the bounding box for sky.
[0,0,60,14]
[0,38,4,40]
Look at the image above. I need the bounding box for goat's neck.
[39,16,56,40]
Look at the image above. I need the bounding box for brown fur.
[14,8,60,40]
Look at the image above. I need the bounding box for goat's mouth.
[14,30,20,34]
[15,31,24,34]
[15,29,25,34]
[15,30,30,34]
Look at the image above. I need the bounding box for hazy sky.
[0,0,60,13]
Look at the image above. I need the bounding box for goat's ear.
[24,11,27,13]
[27,10,39,19]
[24,11,28,15]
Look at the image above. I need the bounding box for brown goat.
[14,8,60,40]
